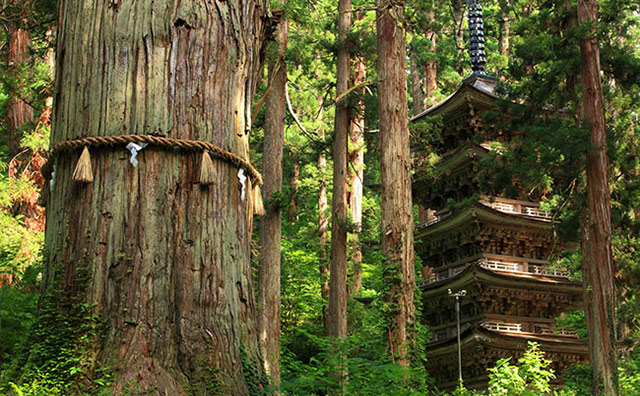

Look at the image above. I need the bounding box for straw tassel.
[252,183,265,216]
[72,146,93,183]
[198,150,215,185]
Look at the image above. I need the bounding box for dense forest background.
[1,0,640,395]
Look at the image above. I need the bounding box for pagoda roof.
[421,260,582,295]
[425,325,588,390]
[429,141,489,178]
[416,201,552,239]
[426,324,588,357]
[411,74,498,123]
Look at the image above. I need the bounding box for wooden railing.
[428,322,579,343]
[417,216,441,230]
[480,198,551,220]
[482,322,579,338]
[420,256,570,286]
[482,321,523,332]
[540,328,579,337]
[481,258,519,272]
[528,264,570,278]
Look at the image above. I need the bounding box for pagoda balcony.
[416,197,551,231]
[481,321,579,338]
[429,322,579,343]
[479,197,551,220]
[416,209,451,231]
[420,255,570,287]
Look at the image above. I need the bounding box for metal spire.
[467,0,486,75]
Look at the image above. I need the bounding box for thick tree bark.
[7,26,33,156]
[376,0,416,366]
[44,1,268,394]
[578,0,618,394]
[258,16,288,389]
[348,55,365,297]
[328,0,351,389]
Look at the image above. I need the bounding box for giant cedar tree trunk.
[376,0,416,366]
[7,26,33,156]
[578,0,618,394]
[44,1,268,394]
[258,14,287,389]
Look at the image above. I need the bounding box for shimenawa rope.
[40,134,264,215]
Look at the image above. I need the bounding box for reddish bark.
[328,0,351,390]
[578,0,618,394]
[348,54,365,297]
[7,26,33,155]
[258,15,288,388]
[376,0,416,366]
[44,1,269,394]
[423,4,437,108]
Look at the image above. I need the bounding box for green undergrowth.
[0,261,111,396]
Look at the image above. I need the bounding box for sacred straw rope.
[41,134,262,186]
[40,134,265,215]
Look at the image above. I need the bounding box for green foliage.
[447,342,575,396]
[487,342,556,396]
[0,170,44,275]
[555,309,589,340]
[281,302,431,396]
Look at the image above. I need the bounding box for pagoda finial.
[467,0,486,75]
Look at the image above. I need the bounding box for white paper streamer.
[126,142,148,167]
[237,168,247,201]
[49,164,57,192]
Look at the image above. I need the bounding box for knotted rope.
[40,134,264,215]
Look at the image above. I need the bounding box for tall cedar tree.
[7,23,33,156]
[329,0,351,389]
[347,53,365,297]
[258,13,287,388]
[376,0,416,365]
[44,1,268,394]
[578,0,618,394]
[318,103,330,327]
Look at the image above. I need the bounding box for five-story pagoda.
[412,1,589,390]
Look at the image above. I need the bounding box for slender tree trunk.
[7,25,33,156]
[258,15,288,389]
[44,1,268,394]
[318,128,330,327]
[578,0,618,394]
[424,3,437,108]
[376,0,416,366]
[348,54,365,297]
[329,0,351,389]
[410,51,423,116]
[498,0,510,58]
[452,0,466,76]
[288,159,300,222]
